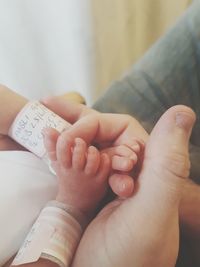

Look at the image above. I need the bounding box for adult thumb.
[137,105,196,208]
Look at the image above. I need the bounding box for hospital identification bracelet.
[8,101,70,158]
[12,201,84,267]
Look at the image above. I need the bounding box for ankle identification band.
[12,201,84,267]
[8,101,70,158]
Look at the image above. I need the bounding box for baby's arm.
[0,85,28,150]
[0,85,84,151]
[0,85,27,135]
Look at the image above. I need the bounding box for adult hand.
[42,99,194,267]
[70,105,195,267]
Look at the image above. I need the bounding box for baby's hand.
[43,128,111,218]
[102,138,144,198]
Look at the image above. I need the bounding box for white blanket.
[0,151,57,265]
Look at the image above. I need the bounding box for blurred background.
[0,0,192,104]
[92,0,192,97]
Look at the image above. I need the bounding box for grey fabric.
[93,0,200,184]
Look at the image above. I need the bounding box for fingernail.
[118,182,126,192]
[176,112,195,132]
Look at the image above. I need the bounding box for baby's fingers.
[112,155,136,172]
[102,145,136,159]
[102,145,138,172]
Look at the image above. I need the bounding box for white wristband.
[12,202,84,267]
[8,101,70,158]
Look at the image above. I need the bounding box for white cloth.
[0,151,57,266]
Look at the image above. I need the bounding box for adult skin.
[43,99,200,265]
[43,98,195,267]
[92,2,200,264]
[43,98,200,242]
